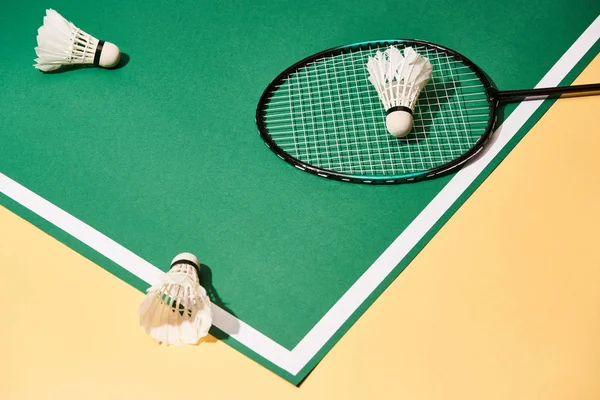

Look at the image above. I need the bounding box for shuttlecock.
[138,252,213,346]
[34,9,121,72]
[367,46,432,138]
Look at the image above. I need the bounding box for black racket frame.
[256,39,599,184]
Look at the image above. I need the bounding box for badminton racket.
[255,40,600,184]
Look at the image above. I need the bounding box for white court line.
[0,15,598,377]
[287,15,600,373]
[0,173,296,372]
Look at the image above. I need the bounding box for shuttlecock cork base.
[170,252,201,275]
[385,105,414,138]
[94,40,121,69]
[34,9,121,72]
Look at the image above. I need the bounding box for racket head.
[256,39,498,184]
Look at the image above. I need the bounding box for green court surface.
[1,0,598,384]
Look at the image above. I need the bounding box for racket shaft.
[497,83,600,102]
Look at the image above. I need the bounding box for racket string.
[264,43,491,176]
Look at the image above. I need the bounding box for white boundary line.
[287,17,600,372]
[0,15,598,378]
[0,174,296,372]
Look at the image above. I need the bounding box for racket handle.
[496,83,600,102]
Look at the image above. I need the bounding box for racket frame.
[256,39,499,184]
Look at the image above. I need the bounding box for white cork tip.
[386,110,413,138]
[171,252,200,269]
[99,41,121,68]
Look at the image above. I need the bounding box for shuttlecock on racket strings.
[367,46,432,138]
[34,9,121,72]
[138,253,213,346]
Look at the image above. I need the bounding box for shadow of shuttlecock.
[113,53,130,69]
[40,52,130,74]
[408,76,459,143]
[192,263,240,345]
[406,72,508,180]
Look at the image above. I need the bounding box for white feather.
[138,262,213,346]
[366,46,432,137]
[33,9,120,71]
[367,46,432,111]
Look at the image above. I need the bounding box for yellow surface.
[1,56,600,400]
